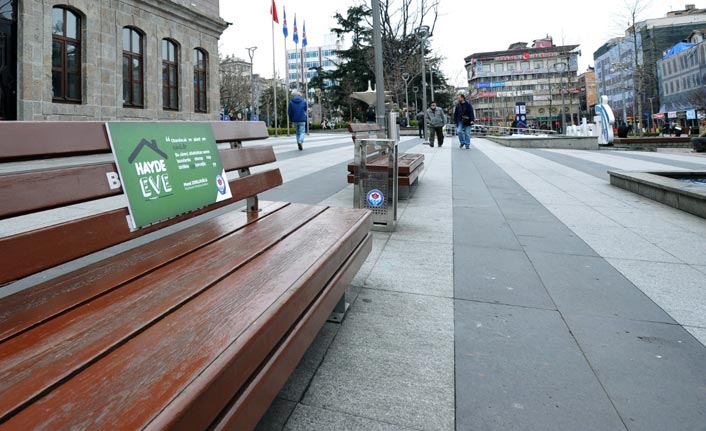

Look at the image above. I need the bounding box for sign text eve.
[134,160,173,198]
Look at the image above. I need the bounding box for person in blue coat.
[453,94,475,149]
[288,90,308,150]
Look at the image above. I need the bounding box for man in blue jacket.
[288,90,308,150]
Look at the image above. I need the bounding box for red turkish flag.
[270,0,279,23]
[522,52,530,61]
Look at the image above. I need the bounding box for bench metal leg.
[327,293,350,323]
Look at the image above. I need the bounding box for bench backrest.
[0,121,278,285]
[347,123,386,143]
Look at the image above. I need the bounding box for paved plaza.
[253,133,706,431]
[2,132,706,430]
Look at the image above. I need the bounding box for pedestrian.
[288,90,307,150]
[228,108,236,121]
[454,94,475,149]
[416,111,425,139]
[424,101,447,147]
[365,105,376,123]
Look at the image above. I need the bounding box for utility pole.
[372,0,385,128]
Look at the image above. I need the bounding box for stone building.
[0,0,227,121]
[464,37,581,130]
[594,4,706,128]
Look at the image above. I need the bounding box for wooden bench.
[346,123,424,199]
[0,121,372,430]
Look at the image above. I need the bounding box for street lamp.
[246,46,257,120]
[402,72,410,123]
[553,62,566,133]
[415,25,430,122]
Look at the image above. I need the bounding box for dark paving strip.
[452,147,706,431]
[261,138,424,205]
[518,148,613,180]
[271,136,425,162]
[271,139,352,161]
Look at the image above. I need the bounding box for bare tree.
[622,0,653,135]
[219,54,252,115]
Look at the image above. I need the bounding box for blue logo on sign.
[366,189,384,207]
[216,174,227,194]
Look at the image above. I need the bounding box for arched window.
[52,7,81,103]
[162,39,179,110]
[122,27,144,108]
[193,48,208,113]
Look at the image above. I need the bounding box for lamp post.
[415,25,430,119]
[402,72,410,123]
[246,46,257,120]
[429,63,434,102]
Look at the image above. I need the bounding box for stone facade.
[17,0,226,120]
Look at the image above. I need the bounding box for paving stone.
[283,404,417,431]
[564,313,706,431]
[455,300,626,431]
[454,244,555,310]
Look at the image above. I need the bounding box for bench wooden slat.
[0,122,110,159]
[0,162,120,218]
[0,201,290,343]
[346,165,422,186]
[0,168,283,285]
[0,146,276,219]
[1,207,371,430]
[185,232,373,431]
[0,121,269,161]
[211,121,269,143]
[347,153,424,175]
[0,204,331,421]
[220,145,276,170]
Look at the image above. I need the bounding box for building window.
[122,27,143,108]
[194,48,208,113]
[52,7,81,103]
[162,39,179,110]
[534,61,543,69]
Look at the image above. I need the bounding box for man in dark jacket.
[288,90,308,150]
[453,94,475,149]
[416,111,425,138]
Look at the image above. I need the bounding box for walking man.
[424,101,447,147]
[454,94,475,149]
[288,90,308,150]
[416,110,425,139]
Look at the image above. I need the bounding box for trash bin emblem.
[366,189,385,207]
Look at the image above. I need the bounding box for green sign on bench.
[107,122,232,229]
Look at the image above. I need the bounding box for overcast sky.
[218,0,685,86]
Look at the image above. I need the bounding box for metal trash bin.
[354,137,398,231]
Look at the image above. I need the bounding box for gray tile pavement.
[4,132,706,430]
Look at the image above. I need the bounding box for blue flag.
[282,6,288,38]
[293,15,298,44]
[302,21,307,48]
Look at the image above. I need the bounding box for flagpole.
[303,45,308,135]
[284,38,290,135]
[272,15,278,136]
